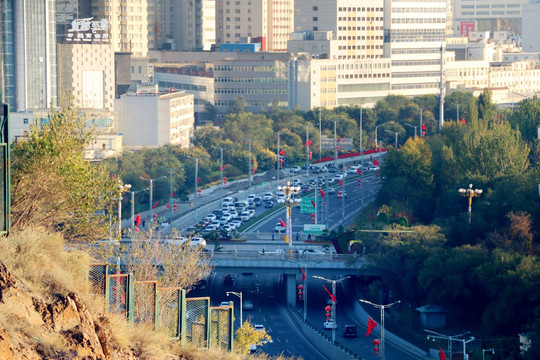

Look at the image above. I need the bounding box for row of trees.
[350,92,539,358]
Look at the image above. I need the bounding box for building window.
[313,17,318,21]
[313,26,318,31]
[23,118,29,125]
[313,6,318,11]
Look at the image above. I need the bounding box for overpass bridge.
[208,251,373,305]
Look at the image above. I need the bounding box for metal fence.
[88,263,233,351]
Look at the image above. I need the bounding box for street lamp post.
[375,121,393,158]
[404,123,419,139]
[213,146,232,202]
[287,260,308,322]
[140,175,167,213]
[319,108,322,162]
[118,182,131,238]
[483,348,495,360]
[277,182,301,256]
[458,184,483,224]
[359,108,364,207]
[242,138,262,196]
[272,131,281,189]
[226,291,243,327]
[359,299,401,360]
[306,125,310,177]
[186,156,209,223]
[129,187,149,231]
[425,329,475,360]
[314,276,350,344]
[385,129,402,149]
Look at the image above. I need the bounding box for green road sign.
[300,197,315,213]
[303,224,326,235]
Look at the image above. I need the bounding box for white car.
[290,166,301,173]
[241,211,252,221]
[263,192,274,201]
[369,165,380,171]
[323,321,337,329]
[274,222,286,232]
[168,236,206,249]
[206,214,217,221]
[231,219,242,229]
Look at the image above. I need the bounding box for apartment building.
[215,0,294,52]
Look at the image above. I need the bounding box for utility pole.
[314,276,350,344]
[333,121,337,167]
[306,125,310,177]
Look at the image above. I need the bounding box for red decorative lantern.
[297,284,304,300]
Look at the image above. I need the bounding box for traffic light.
[297,284,304,300]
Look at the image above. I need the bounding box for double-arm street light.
[425,329,475,360]
[314,275,350,344]
[458,184,483,224]
[226,291,243,327]
[277,182,301,256]
[404,123,420,139]
[359,298,401,360]
[287,260,308,322]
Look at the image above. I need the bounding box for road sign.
[303,224,326,235]
[300,197,315,213]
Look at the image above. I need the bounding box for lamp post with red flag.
[117,182,131,238]
[287,259,308,322]
[359,298,401,360]
[186,156,209,223]
[314,275,350,344]
[129,187,149,232]
[277,182,301,256]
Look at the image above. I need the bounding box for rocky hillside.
[0,261,138,359]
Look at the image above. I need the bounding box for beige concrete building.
[58,43,115,112]
[215,0,293,52]
[90,0,149,57]
[115,85,195,149]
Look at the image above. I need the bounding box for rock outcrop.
[0,262,135,359]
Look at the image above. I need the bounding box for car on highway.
[220,301,231,307]
[290,166,301,173]
[327,187,336,194]
[369,165,380,171]
[241,211,253,222]
[343,325,357,338]
[264,201,274,208]
[224,274,234,286]
[323,320,337,329]
[337,190,347,199]
[243,300,254,311]
[201,225,217,235]
[263,192,274,201]
[253,197,263,206]
[259,248,285,255]
[274,222,286,232]
[231,219,242,229]
[206,213,217,221]
[168,236,206,249]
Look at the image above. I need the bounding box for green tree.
[10,95,117,240]
[477,88,496,123]
[227,96,247,114]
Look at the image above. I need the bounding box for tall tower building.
[384,0,447,96]
[90,0,148,57]
[1,0,58,111]
[174,0,216,51]
[216,0,293,52]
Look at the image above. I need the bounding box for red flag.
[439,347,447,360]
[373,158,379,166]
[301,268,306,282]
[356,168,362,175]
[460,118,466,124]
[219,164,227,171]
[134,214,141,226]
[366,317,377,336]
[196,177,200,184]
[338,138,341,142]
[279,149,285,156]
[152,201,159,209]
[171,192,175,197]
[323,285,336,303]
[421,124,427,130]
[320,189,325,197]
[280,219,286,228]
[311,200,315,208]
[305,140,313,147]
[338,179,343,187]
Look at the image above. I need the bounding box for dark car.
[265,201,274,208]
[253,197,263,206]
[343,325,357,338]
[224,274,234,286]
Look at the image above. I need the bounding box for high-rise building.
[173,0,216,51]
[522,1,540,52]
[1,0,58,111]
[215,0,293,52]
[90,0,148,57]
[384,0,447,96]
